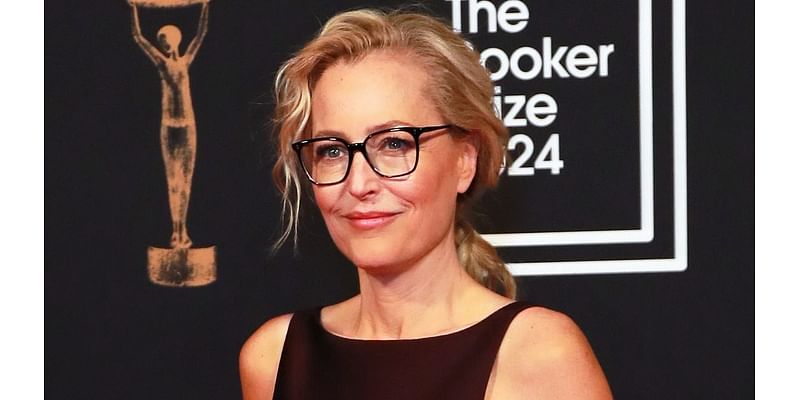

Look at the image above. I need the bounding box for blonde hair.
[271,8,516,298]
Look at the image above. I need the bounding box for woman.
[241,8,611,400]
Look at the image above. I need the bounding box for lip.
[343,211,401,229]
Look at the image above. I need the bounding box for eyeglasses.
[292,125,453,185]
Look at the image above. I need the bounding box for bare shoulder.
[239,313,293,400]
[506,306,589,350]
[490,306,613,399]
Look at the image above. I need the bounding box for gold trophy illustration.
[129,0,216,286]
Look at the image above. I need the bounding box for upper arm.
[129,6,162,64]
[185,3,209,63]
[239,313,293,400]
[132,35,163,65]
[493,307,613,399]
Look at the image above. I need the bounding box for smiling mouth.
[344,211,401,229]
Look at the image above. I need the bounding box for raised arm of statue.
[130,4,164,64]
[185,2,209,65]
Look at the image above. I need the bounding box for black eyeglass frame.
[291,124,453,186]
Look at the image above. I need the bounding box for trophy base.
[147,246,216,287]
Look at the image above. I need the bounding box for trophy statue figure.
[129,0,216,286]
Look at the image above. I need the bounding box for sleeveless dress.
[273,301,533,400]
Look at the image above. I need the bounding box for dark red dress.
[273,301,533,399]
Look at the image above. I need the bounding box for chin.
[338,238,410,273]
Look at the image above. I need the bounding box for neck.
[350,234,483,339]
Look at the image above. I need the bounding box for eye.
[314,142,347,160]
[379,135,413,151]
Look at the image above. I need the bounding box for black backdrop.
[46,1,753,398]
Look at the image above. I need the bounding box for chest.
[278,322,523,398]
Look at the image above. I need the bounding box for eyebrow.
[312,120,414,139]
[365,120,413,133]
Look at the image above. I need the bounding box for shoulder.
[239,313,294,400]
[505,306,588,352]
[492,306,612,399]
[240,313,294,365]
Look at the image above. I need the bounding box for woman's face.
[309,51,477,273]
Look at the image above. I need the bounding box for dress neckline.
[315,301,519,342]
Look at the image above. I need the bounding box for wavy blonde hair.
[271,8,516,298]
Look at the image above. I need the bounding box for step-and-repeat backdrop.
[47,1,752,398]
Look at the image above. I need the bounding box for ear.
[456,139,478,194]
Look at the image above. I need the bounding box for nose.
[344,151,380,199]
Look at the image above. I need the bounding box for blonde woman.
[241,9,611,400]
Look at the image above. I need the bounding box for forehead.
[310,51,441,138]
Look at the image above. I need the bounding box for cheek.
[397,160,461,218]
[312,186,339,219]
[312,186,351,248]
[311,186,339,231]
[418,148,463,194]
